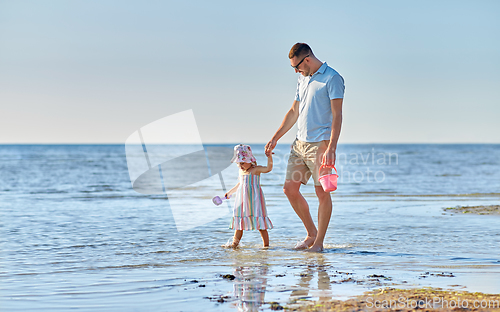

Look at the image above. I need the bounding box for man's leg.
[307,185,332,252]
[283,180,317,248]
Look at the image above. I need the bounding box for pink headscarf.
[231,144,257,165]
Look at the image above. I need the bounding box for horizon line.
[1,142,499,145]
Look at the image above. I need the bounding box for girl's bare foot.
[259,230,269,248]
[222,237,240,248]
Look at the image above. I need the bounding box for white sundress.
[230,173,273,231]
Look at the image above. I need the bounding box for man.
[265,43,344,252]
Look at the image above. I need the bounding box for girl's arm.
[224,182,240,198]
[254,153,273,174]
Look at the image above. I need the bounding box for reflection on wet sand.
[228,254,335,311]
[290,254,331,302]
[231,266,269,312]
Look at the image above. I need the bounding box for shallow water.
[1,144,499,311]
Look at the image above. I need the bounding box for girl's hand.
[224,192,229,199]
[265,140,277,157]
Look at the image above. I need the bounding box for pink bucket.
[318,165,338,192]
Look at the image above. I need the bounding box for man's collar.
[317,62,327,74]
[310,62,327,77]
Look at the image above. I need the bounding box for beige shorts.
[285,139,331,186]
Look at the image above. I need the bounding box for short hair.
[289,43,313,59]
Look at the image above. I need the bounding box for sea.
[1,143,499,311]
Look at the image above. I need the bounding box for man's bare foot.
[293,236,316,250]
[305,244,324,252]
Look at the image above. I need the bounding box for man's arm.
[265,100,300,156]
[322,98,343,167]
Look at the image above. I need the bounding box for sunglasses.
[291,54,309,70]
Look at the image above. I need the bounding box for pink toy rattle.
[212,194,231,206]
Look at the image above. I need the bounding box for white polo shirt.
[294,62,345,142]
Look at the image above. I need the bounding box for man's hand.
[321,146,336,167]
[265,139,277,157]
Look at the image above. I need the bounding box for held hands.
[265,139,277,157]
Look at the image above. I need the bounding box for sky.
[1,0,499,144]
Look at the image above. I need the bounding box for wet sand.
[443,205,500,215]
[283,287,500,311]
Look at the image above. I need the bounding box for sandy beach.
[444,205,500,215]
[282,287,500,311]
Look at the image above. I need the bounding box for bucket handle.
[319,164,337,176]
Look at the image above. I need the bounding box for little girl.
[223,144,273,248]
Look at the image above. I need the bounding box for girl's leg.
[259,230,269,247]
[231,230,243,248]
